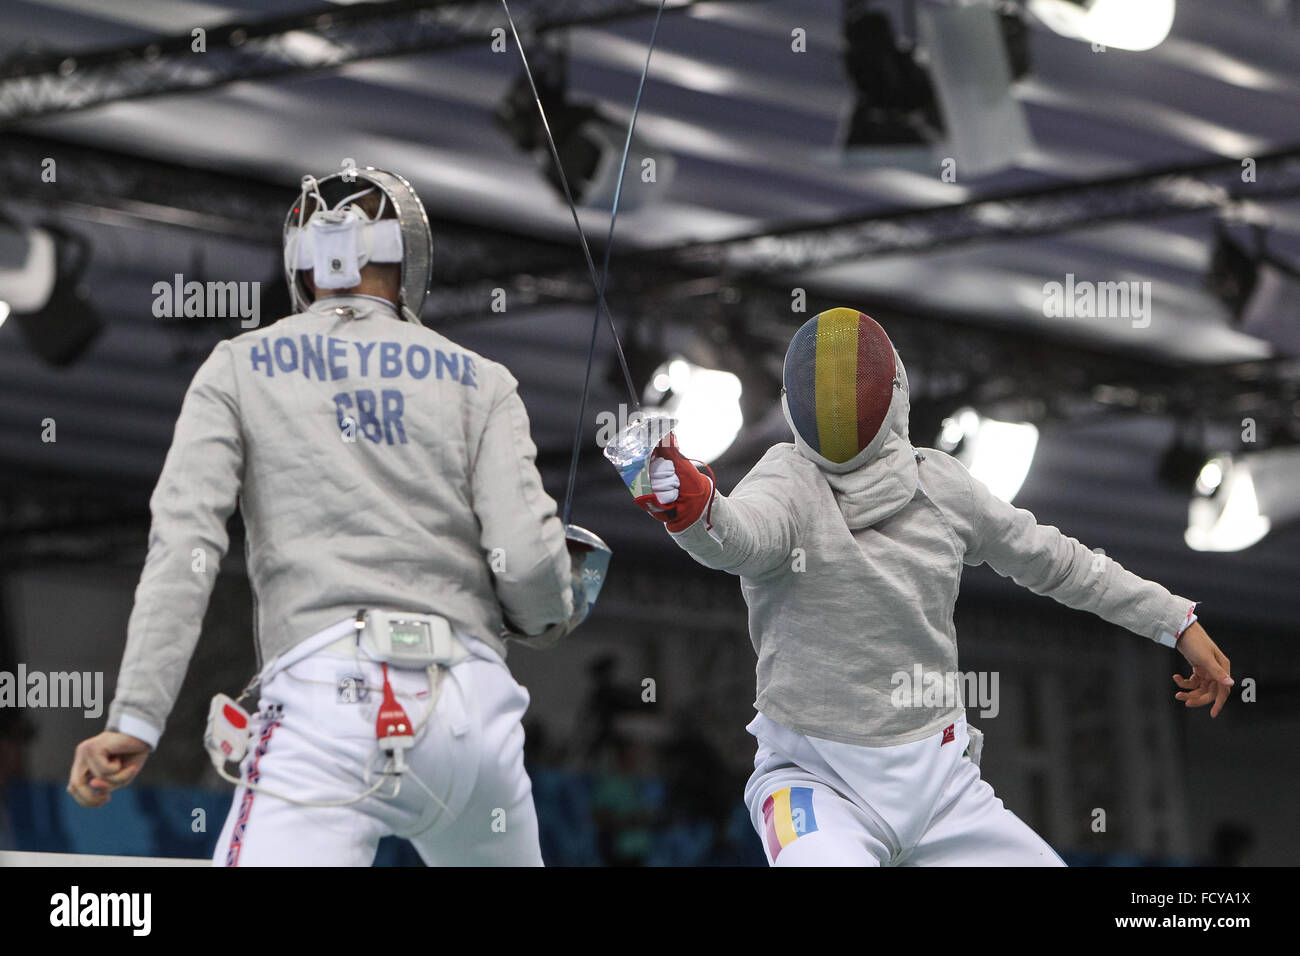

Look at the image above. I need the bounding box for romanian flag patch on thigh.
[762,786,819,861]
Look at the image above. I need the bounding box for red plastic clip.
[375,663,414,756]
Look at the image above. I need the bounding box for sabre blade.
[499,1,639,405]
[499,0,668,523]
[562,0,667,523]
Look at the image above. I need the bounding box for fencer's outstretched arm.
[106,342,245,749]
[955,457,1232,715]
[469,371,573,638]
[954,457,1197,647]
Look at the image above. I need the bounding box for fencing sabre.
[499,0,668,525]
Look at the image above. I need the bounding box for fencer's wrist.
[1171,606,1199,647]
[1157,620,1197,649]
[110,712,162,750]
[664,476,714,533]
[665,511,704,534]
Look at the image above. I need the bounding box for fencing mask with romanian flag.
[781,307,907,473]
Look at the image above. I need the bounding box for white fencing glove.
[648,455,680,505]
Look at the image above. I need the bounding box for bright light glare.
[1194,459,1223,496]
[0,300,9,329]
[938,414,968,449]
[966,419,1039,503]
[646,358,743,464]
[1029,0,1176,52]
[0,227,58,312]
[1186,457,1270,552]
[941,407,1038,502]
[280,30,341,62]
[668,359,692,394]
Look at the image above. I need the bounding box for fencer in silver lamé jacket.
[668,350,1197,746]
[106,294,573,747]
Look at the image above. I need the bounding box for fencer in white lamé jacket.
[106,294,573,747]
[667,349,1197,746]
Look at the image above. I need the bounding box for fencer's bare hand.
[68,731,151,808]
[1172,622,1233,718]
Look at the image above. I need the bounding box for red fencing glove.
[634,434,715,533]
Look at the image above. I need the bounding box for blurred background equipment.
[837,0,1033,174]
[496,37,677,212]
[0,219,57,314]
[0,218,101,366]
[1186,446,1300,551]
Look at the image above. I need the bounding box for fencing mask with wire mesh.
[781,307,905,473]
[283,167,433,325]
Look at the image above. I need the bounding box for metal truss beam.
[0,133,287,238]
[10,140,1300,295]
[670,148,1300,275]
[4,133,1298,440]
[0,0,722,125]
[0,133,582,284]
[424,149,1300,316]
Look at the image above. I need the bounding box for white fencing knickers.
[213,624,541,866]
[744,713,1065,867]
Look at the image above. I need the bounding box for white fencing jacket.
[106,295,572,747]
[668,353,1197,746]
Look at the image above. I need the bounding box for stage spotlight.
[1190,447,1300,554]
[937,407,1039,503]
[1206,223,1300,352]
[838,2,1033,175]
[561,115,675,212]
[643,357,744,464]
[919,3,1035,175]
[496,55,673,211]
[1028,0,1176,52]
[840,5,943,148]
[0,220,57,312]
[0,222,101,366]
[1186,447,1300,551]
